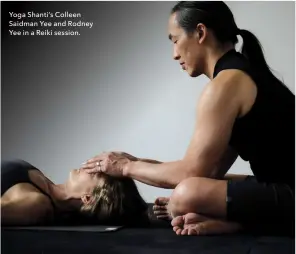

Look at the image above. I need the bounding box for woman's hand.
[80,151,138,177]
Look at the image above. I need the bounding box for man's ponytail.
[171,1,289,88]
[238,29,281,83]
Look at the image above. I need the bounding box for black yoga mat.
[3,225,123,232]
[2,227,294,254]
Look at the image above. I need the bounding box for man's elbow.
[163,160,217,189]
[182,160,218,179]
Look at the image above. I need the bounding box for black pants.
[226,176,294,236]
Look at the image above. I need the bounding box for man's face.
[168,13,205,77]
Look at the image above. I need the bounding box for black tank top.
[1,159,89,225]
[1,159,56,201]
[213,49,295,187]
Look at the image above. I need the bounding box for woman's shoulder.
[1,184,55,225]
[24,189,55,224]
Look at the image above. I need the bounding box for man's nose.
[173,47,180,60]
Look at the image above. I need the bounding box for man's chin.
[188,71,198,78]
[188,69,201,78]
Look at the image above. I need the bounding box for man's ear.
[81,194,93,205]
[196,23,207,44]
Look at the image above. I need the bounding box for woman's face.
[66,169,104,199]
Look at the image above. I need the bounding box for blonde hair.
[80,174,148,224]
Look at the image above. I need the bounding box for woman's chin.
[69,169,77,181]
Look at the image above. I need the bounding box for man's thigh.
[226,176,294,236]
[223,174,250,181]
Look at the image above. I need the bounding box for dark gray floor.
[2,226,294,254]
[2,204,295,254]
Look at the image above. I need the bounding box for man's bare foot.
[171,213,242,235]
[153,197,172,220]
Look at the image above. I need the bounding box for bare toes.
[171,216,184,227]
[176,228,182,235]
[154,210,168,215]
[154,197,170,206]
[184,213,209,224]
[157,215,171,220]
[153,205,167,211]
[188,227,198,235]
[181,228,188,235]
[173,226,179,232]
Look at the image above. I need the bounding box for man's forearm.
[126,146,238,189]
[138,158,163,164]
[124,160,195,189]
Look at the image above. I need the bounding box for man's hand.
[80,151,138,177]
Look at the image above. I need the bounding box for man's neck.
[204,43,235,80]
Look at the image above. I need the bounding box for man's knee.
[168,177,207,218]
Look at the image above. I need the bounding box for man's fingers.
[80,168,97,174]
[81,161,106,172]
[81,162,96,169]
[82,153,107,165]
[83,158,96,164]
[88,158,96,163]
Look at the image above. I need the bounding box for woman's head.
[66,169,148,224]
[66,169,104,200]
[80,174,148,224]
[169,1,278,82]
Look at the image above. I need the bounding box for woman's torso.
[1,159,51,196]
[1,159,55,222]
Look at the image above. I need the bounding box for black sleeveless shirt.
[1,159,58,213]
[1,159,44,195]
[1,159,93,225]
[213,50,295,187]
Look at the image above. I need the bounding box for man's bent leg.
[168,176,294,236]
[154,174,250,220]
[168,177,228,219]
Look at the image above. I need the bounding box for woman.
[82,1,295,236]
[1,159,148,226]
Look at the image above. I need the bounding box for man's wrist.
[123,160,135,177]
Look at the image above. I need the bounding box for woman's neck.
[48,183,81,212]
